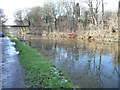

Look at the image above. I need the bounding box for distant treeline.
[13,0,119,34]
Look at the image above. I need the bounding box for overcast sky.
[0,0,119,25]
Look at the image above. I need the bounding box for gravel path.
[1,36,24,88]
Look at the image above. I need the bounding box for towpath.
[1,36,24,88]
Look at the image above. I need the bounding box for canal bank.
[41,28,119,42]
[11,38,74,88]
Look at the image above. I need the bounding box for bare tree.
[0,9,7,33]
[28,6,45,34]
[74,3,80,19]
[0,9,7,25]
[83,10,91,30]
[14,10,25,30]
[43,3,55,33]
[23,8,31,25]
[84,0,101,29]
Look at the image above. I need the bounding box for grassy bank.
[11,38,74,88]
[43,30,119,42]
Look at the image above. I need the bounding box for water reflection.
[22,37,119,88]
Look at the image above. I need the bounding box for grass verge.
[11,38,74,88]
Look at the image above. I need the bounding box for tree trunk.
[118,0,120,31]
[54,18,57,30]
[102,0,104,30]
[118,1,120,72]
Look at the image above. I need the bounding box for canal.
[20,35,119,88]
